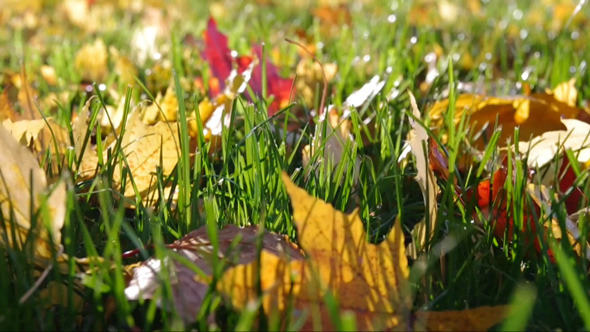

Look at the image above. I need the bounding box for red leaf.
[202,17,233,91]
[202,17,294,115]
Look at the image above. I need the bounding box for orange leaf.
[428,81,582,148]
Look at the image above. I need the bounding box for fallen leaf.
[406,91,440,259]
[112,108,181,201]
[295,55,335,107]
[124,224,304,323]
[414,306,509,331]
[75,39,108,82]
[2,118,47,146]
[141,86,179,125]
[0,124,66,261]
[0,90,17,121]
[73,99,101,180]
[220,173,412,330]
[516,118,590,170]
[428,80,583,148]
[218,173,509,330]
[302,107,360,185]
[202,17,294,115]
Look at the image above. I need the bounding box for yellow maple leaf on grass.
[0,124,66,261]
[218,173,509,330]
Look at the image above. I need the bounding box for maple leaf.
[0,124,66,262]
[202,17,294,115]
[218,173,509,330]
[124,224,304,323]
[111,108,182,201]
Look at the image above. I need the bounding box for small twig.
[19,263,53,304]
[285,38,329,117]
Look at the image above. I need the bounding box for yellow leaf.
[295,58,338,107]
[2,118,47,146]
[549,78,577,107]
[0,124,66,260]
[219,173,411,330]
[216,173,509,330]
[406,91,439,258]
[428,84,581,148]
[414,306,510,331]
[282,172,411,329]
[218,250,305,313]
[113,108,181,200]
[75,39,108,82]
[141,86,179,125]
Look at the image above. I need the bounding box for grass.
[1,0,590,330]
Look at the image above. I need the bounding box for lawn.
[1,0,590,330]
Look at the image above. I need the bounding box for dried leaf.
[124,225,303,323]
[75,39,108,82]
[407,91,439,258]
[414,306,509,331]
[428,81,582,148]
[112,108,180,200]
[73,99,101,180]
[220,173,412,330]
[2,118,47,146]
[302,108,360,184]
[516,118,590,169]
[0,124,66,261]
[295,58,337,107]
[141,86,179,125]
[219,173,508,330]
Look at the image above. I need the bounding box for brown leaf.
[414,306,509,331]
[124,224,303,323]
[406,91,439,258]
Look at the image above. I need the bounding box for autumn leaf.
[218,173,509,330]
[0,124,66,261]
[516,118,590,170]
[124,224,304,323]
[414,306,510,331]
[406,91,440,259]
[428,80,583,148]
[302,107,360,185]
[111,108,181,201]
[295,57,337,107]
[202,17,294,115]
[75,39,108,82]
[280,172,412,329]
